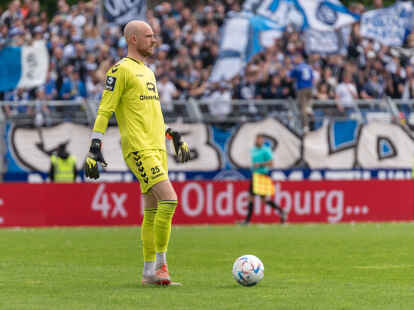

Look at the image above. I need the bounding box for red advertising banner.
[0,180,413,227]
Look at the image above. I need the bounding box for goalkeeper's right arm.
[84,112,112,180]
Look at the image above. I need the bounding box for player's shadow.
[116,283,180,289]
[115,283,244,289]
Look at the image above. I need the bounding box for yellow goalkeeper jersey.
[93,57,166,157]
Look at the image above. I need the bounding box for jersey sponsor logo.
[105,76,117,91]
[139,94,160,101]
[146,82,156,92]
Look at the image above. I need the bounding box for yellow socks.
[154,200,177,253]
[141,201,177,269]
[141,208,157,262]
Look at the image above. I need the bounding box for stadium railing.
[1,97,413,126]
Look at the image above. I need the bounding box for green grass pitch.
[1,223,414,310]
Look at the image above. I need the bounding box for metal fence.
[1,97,413,129]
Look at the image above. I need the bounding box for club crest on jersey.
[105,76,117,91]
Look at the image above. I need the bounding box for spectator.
[403,67,414,99]
[34,87,52,127]
[43,71,58,100]
[68,42,87,82]
[391,61,407,99]
[289,54,314,132]
[322,67,338,91]
[361,73,384,99]
[316,82,333,100]
[158,74,178,112]
[262,75,287,99]
[59,66,87,100]
[336,72,358,114]
[373,0,383,9]
[207,81,232,118]
[236,65,260,100]
[86,72,102,100]
[1,0,22,28]
[3,88,32,117]
[0,0,414,123]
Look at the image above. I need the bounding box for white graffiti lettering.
[9,120,414,176]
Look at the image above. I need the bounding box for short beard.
[138,47,153,57]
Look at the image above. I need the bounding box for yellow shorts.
[252,173,275,196]
[125,149,169,194]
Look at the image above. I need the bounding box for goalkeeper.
[84,20,190,286]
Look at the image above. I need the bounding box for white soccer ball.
[232,255,264,286]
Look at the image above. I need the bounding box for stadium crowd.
[0,0,414,118]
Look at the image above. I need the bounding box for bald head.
[124,20,157,59]
[124,20,151,43]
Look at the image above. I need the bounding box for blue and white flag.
[243,0,359,31]
[210,13,284,82]
[360,2,413,47]
[305,26,351,55]
[212,0,359,81]
[103,0,146,25]
[0,40,49,92]
[296,0,359,31]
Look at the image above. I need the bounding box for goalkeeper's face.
[136,27,157,57]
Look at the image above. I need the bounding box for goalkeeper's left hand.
[166,128,191,163]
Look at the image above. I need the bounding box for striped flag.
[0,40,49,92]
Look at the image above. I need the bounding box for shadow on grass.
[115,282,182,290]
[113,282,249,290]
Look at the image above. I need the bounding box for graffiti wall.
[4,118,414,181]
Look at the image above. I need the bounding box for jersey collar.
[126,56,143,65]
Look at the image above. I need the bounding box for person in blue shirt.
[289,54,314,132]
[44,71,58,100]
[59,66,87,100]
[241,134,286,225]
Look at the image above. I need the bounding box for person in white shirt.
[158,74,178,112]
[335,72,358,114]
[206,81,232,118]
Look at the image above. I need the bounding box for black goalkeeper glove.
[166,128,191,163]
[84,139,107,179]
